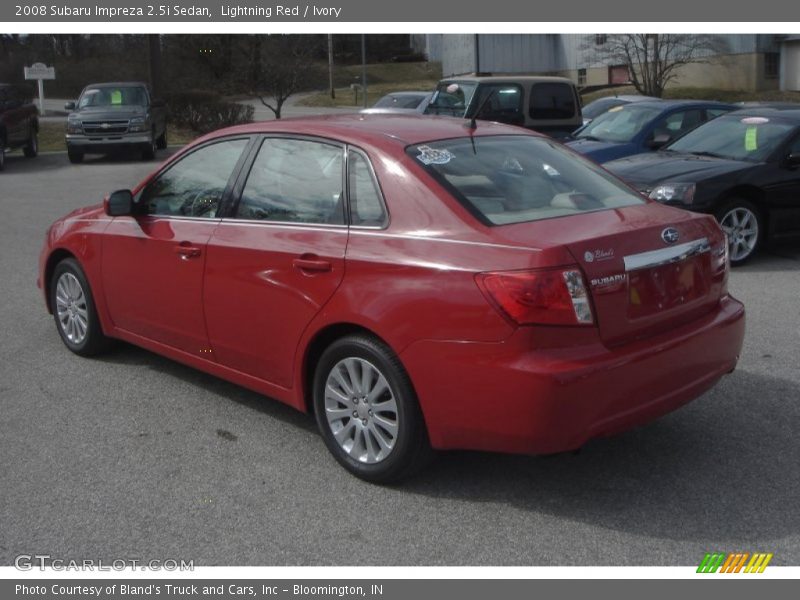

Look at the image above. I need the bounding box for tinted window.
[236,138,344,224]
[666,115,797,162]
[653,109,704,140]
[471,84,524,126]
[409,135,644,226]
[348,150,386,226]
[140,139,248,218]
[529,83,576,119]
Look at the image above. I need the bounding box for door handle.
[174,243,201,259]
[293,256,332,273]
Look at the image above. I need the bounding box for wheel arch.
[300,322,400,414]
[44,248,78,313]
[718,185,768,229]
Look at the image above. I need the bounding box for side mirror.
[785,152,800,167]
[648,133,671,149]
[64,101,76,110]
[105,189,134,217]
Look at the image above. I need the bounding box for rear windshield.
[408,135,645,226]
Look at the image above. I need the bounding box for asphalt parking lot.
[1,150,798,566]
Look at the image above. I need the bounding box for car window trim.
[134,134,256,219]
[345,145,390,230]
[225,133,349,228]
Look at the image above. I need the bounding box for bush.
[165,90,254,134]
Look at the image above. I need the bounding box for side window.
[236,138,344,225]
[139,138,248,218]
[473,84,524,126]
[348,150,387,227]
[707,108,731,119]
[529,83,576,120]
[654,109,704,139]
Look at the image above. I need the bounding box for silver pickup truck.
[65,82,168,163]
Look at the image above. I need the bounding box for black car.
[605,108,800,264]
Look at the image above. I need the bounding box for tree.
[247,35,323,119]
[586,34,728,97]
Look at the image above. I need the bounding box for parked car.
[424,75,582,138]
[606,108,800,264]
[568,100,735,163]
[580,94,659,126]
[65,81,168,163]
[0,83,39,171]
[39,114,744,482]
[361,91,432,114]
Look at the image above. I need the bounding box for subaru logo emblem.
[661,227,680,244]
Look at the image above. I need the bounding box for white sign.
[24,62,55,81]
[23,63,55,116]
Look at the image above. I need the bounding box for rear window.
[408,135,645,226]
[529,83,577,120]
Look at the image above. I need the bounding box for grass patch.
[582,86,800,105]
[37,122,197,153]
[298,61,442,108]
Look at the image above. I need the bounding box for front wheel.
[156,127,167,150]
[67,148,84,164]
[141,132,157,160]
[716,198,763,265]
[313,335,432,483]
[50,258,113,356]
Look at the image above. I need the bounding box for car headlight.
[648,182,696,204]
[66,119,82,134]
[129,116,148,132]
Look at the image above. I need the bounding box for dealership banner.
[3,0,800,22]
[3,579,799,599]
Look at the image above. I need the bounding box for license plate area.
[628,256,710,319]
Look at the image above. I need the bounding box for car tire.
[156,127,167,150]
[715,198,763,266]
[67,148,84,164]
[50,258,113,357]
[23,127,38,158]
[313,334,433,483]
[141,132,157,160]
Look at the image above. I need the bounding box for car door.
[101,137,251,354]
[644,108,705,150]
[761,132,800,236]
[203,136,348,387]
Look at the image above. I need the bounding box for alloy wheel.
[720,206,759,263]
[323,357,399,464]
[55,272,89,344]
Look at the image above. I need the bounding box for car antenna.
[465,88,497,131]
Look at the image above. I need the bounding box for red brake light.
[476,268,594,326]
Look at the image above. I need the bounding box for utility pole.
[328,34,335,99]
[361,34,367,108]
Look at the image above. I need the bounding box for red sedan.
[38,115,745,482]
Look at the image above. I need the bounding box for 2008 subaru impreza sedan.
[38,114,745,482]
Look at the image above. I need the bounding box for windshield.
[424,82,478,118]
[408,135,645,226]
[577,104,663,143]
[582,97,627,120]
[78,86,148,108]
[374,94,426,109]
[665,115,797,162]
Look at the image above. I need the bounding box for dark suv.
[65,82,168,163]
[0,83,39,171]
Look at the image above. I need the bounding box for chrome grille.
[82,120,129,135]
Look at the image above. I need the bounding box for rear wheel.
[141,131,157,160]
[23,127,38,158]
[716,198,762,265]
[50,258,113,356]
[313,335,432,483]
[156,127,167,150]
[67,148,84,164]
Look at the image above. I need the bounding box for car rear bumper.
[401,295,745,454]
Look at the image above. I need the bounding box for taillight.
[476,267,594,326]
